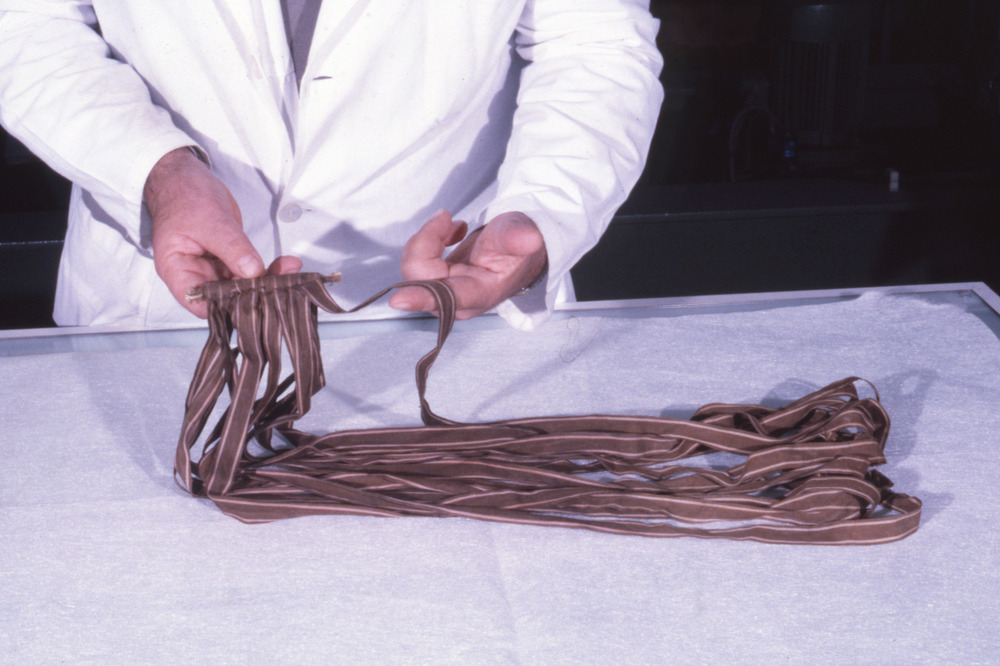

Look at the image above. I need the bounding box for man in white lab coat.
[0,1,663,330]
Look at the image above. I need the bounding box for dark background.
[3,0,1000,328]
[573,0,1000,301]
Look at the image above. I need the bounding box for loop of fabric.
[175,272,921,544]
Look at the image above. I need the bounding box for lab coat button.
[279,203,303,223]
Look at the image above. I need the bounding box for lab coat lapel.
[300,0,372,86]
[210,0,296,189]
[288,0,372,190]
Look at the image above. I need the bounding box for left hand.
[389,209,547,319]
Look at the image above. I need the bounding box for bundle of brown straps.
[175,272,921,544]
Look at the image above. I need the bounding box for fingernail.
[237,255,264,278]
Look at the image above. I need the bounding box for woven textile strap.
[175,272,922,545]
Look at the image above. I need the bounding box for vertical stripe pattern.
[175,273,921,545]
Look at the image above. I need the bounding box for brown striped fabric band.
[175,272,922,545]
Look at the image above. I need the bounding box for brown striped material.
[175,272,921,544]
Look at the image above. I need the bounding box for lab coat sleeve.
[0,2,198,244]
[485,0,664,330]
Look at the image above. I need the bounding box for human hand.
[143,147,301,318]
[389,209,547,319]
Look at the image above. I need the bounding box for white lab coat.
[0,1,663,329]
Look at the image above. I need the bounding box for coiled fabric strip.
[175,273,921,544]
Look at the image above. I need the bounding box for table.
[2,283,998,664]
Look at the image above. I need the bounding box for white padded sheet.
[2,292,998,664]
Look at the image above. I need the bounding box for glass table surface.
[2,281,998,356]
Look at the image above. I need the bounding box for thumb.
[399,209,468,281]
[486,212,545,258]
[204,216,265,279]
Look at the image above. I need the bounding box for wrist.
[143,146,209,206]
[518,262,548,296]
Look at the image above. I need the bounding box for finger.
[389,284,442,315]
[266,255,303,275]
[157,253,226,318]
[399,210,468,281]
[391,210,468,313]
[202,222,265,280]
[390,272,494,318]
[154,227,260,317]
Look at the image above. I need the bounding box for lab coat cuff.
[186,145,211,167]
[495,271,580,333]
[496,294,551,332]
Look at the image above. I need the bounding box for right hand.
[143,147,300,318]
[389,210,547,320]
